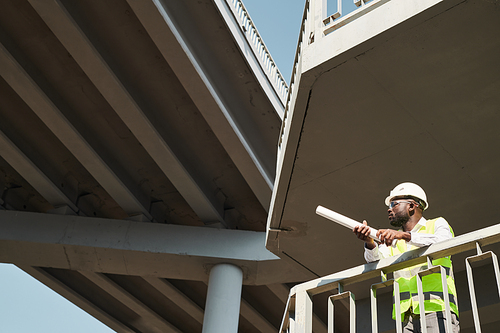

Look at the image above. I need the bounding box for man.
[353,182,459,333]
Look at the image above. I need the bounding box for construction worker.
[353,182,459,333]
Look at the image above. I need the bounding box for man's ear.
[408,203,416,216]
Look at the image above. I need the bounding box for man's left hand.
[376,229,411,246]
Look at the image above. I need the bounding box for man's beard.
[390,213,410,227]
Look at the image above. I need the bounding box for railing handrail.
[225,0,289,106]
[277,0,310,149]
[280,222,500,330]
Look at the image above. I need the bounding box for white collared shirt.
[364,217,453,263]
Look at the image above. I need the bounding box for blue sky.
[0,1,305,332]
[0,263,115,332]
[244,0,357,82]
[243,0,306,83]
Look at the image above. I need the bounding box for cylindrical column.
[202,264,243,333]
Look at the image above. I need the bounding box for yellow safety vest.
[389,218,459,321]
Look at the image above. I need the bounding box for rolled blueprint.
[316,205,380,242]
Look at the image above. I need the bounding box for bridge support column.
[202,263,243,333]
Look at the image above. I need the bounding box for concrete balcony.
[268,0,500,277]
[268,0,500,330]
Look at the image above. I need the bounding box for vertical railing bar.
[322,0,327,21]
[296,290,313,333]
[466,256,482,333]
[394,280,402,333]
[328,291,356,333]
[349,292,356,333]
[464,250,500,333]
[491,252,500,299]
[439,265,453,333]
[328,295,334,333]
[427,256,433,268]
[416,269,428,333]
[371,278,401,333]
[416,263,453,333]
[370,285,378,333]
[476,242,483,255]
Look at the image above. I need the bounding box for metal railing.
[225,0,289,105]
[280,223,500,332]
[323,0,392,35]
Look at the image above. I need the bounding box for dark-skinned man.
[353,182,459,333]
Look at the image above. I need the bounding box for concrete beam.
[143,277,204,325]
[0,210,318,284]
[26,0,225,225]
[125,0,274,211]
[0,210,277,261]
[79,271,181,333]
[0,42,151,220]
[240,298,277,333]
[0,130,78,213]
[266,283,291,301]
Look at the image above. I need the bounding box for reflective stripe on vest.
[389,218,459,320]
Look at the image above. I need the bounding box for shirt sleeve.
[407,217,453,247]
[364,243,391,262]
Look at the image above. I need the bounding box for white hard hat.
[385,182,429,210]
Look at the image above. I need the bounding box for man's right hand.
[353,220,376,249]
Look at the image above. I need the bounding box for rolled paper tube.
[316,205,380,242]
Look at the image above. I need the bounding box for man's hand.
[353,221,376,249]
[376,229,411,246]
